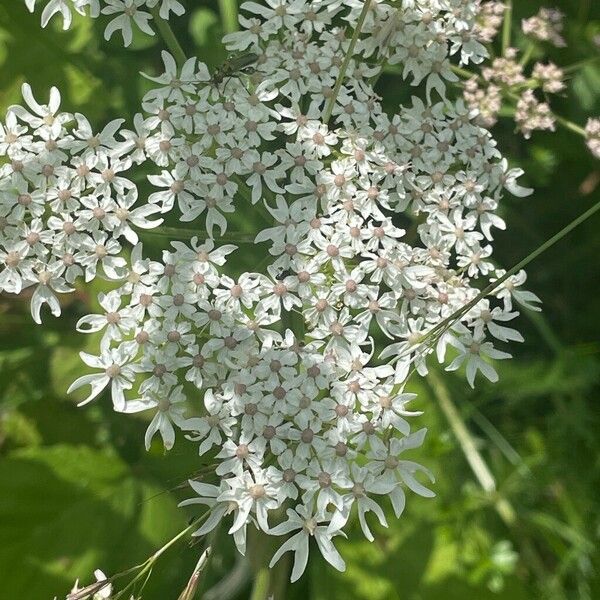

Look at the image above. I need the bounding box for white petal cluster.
[23,0,184,46]
[14,0,541,583]
[0,85,162,323]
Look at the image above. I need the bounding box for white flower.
[445,332,512,387]
[329,465,394,542]
[102,0,155,47]
[76,290,138,348]
[29,261,73,324]
[269,505,346,583]
[68,344,139,410]
[9,84,66,132]
[217,469,279,533]
[123,385,188,450]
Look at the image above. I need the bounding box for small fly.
[211,52,259,90]
[276,268,294,281]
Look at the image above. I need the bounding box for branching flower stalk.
[5,0,600,594]
[466,1,600,150]
[396,194,600,368]
[66,512,210,599]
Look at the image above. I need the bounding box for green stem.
[450,64,476,80]
[428,371,497,493]
[470,409,526,469]
[249,566,271,600]
[323,0,373,123]
[563,55,600,73]
[501,0,512,56]
[150,6,187,67]
[554,114,587,137]
[519,42,535,67]
[410,197,600,357]
[427,370,517,525]
[137,226,256,243]
[218,0,239,34]
[522,309,564,355]
[113,513,210,599]
[427,375,557,592]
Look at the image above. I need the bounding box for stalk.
[219,0,239,34]
[111,512,211,599]
[150,6,188,67]
[519,43,535,67]
[563,55,600,73]
[501,0,512,56]
[554,114,587,137]
[249,567,271,600]
[427,371,558,593]
[429,370,517,525]
[428,370,498,495]
[322,0,373,124]
[137,226,256,243]
[407,197,600,359]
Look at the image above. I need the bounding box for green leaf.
[572,65,600,111]
[0,445,187,598]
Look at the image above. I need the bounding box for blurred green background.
[0,1,599,599]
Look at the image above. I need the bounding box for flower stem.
[150,6,187,67]
[323,0,373,124]
[563,55,600,73]
[137,226,256,243]
[412,196,600,355]
[427,372,556,589]
[249,566,271,600]
[428,370,517,526]
[428,371,497,494]
[450,64,476,80]
[111,512,211,599]
[218,0,239,34]
[501,0,512,56]
[554,114,587,137]
[519,42,535,67]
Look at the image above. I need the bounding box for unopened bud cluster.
[465,4,598,144]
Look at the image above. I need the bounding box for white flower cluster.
[8,0,541,583]
[462,5,578,137]
[522,7,566,48]
[23,0,184,46]
[474,1,505,44]
[0,84,162,323]
[585,118,600,159]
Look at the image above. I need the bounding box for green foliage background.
[0,1,599,598]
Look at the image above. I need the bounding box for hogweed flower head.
[7,0,554,584]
